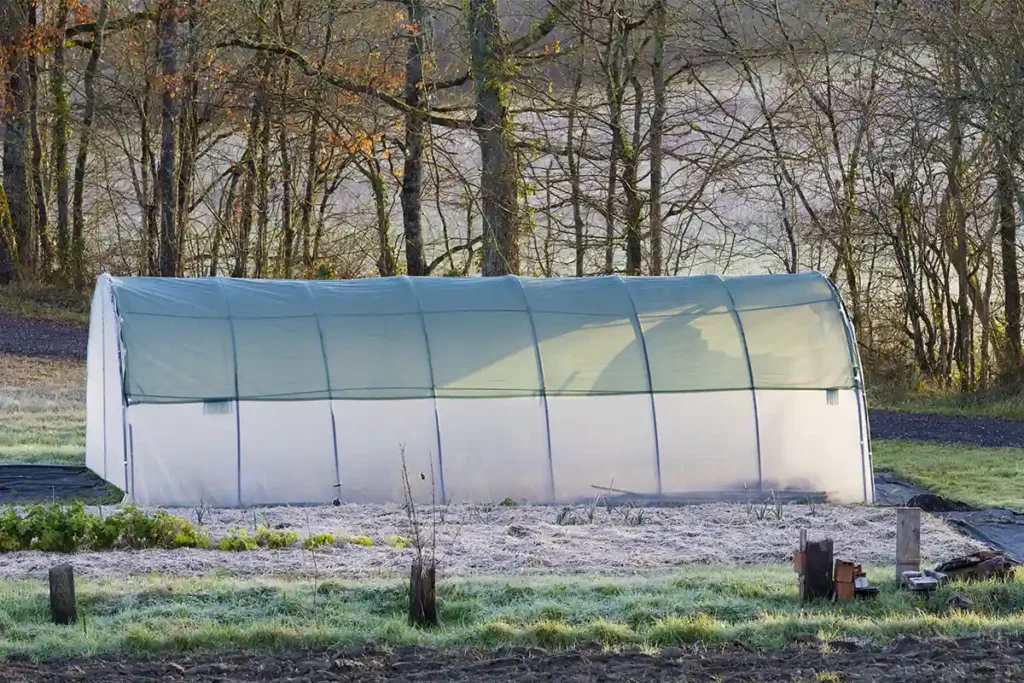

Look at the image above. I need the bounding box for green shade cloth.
[109,272,856,404]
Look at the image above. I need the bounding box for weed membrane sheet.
[0,465,114,504]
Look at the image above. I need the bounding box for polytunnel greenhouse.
[85,271,874,508]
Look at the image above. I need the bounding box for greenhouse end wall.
[84,272,874,507]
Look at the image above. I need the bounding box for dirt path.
[5,637,1023,682]
[870,409,1024,447]
[0,313,87,361]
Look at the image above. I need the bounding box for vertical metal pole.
[512,276,556,502]
[107,276,132,497]
[401,276,446,502]
[615,275,663,495]
[305,281,342,501]
[100,285,108,481]
[716,275,763,492]
[216,279,243,507]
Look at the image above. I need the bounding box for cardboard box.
[835,561,856,583]
[835,581,856,601]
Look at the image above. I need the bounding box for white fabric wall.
[333,398,441,504]
[437,397,551,502]
[547,395,660,500]
[756,389,869,503]
[128,402,238,506]
[656,391,759,493]
[85,276,126,488]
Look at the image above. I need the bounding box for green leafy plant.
[500,497,518,507]
[255,526,299,549]
[219,528,258,551]
[0,504,207,552]
[304,533,336,550]
[344,534,373,547]
[384,534,410,549]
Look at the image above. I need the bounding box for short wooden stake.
[48,564,77,626]
[896,507,921,581]
[409,561,437,626]
[798,535,834,601]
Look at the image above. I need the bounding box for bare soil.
[0,501,983,579]
[5,636,1024,682]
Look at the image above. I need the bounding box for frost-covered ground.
[0,502,983,579]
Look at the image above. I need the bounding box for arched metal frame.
[103,271,869,505]
[401,275,448,503]
[714,274,764,492]
[818,271,873,503]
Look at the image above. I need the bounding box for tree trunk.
[157,0,180,277]
[28,0,51,274]
[566,49,585,277]
[175,0,199,276]
[601,11,624,275]
[300,111,319,273]
[947,65,972,390]
[997,147,1022,372]
[401,0,427,276]
[50,0,71,283]
[233,57,270,278]
[469,0,519,276]
[253,109,272,278]
[622,76,643,276]
[139,69,159,275]
[364,159,397,277]
[2,0,32,279]
[71,0,109,290]
[648,0,666,276]
[279,122,294,277]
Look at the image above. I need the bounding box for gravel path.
[0,313,87,360]
[0,502,983,580]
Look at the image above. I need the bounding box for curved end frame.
[813,271,874,505]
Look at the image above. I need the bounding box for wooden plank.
[48,564,77,625]
[896,507,921,581]
[799,538,834,601]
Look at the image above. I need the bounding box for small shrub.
[345,535,373,547]
[219,528,258,551]
[384,534,409,549]
[500,497,518,507]
[304,533,336,550]
[22,502,94,552]
[555,506,580,526]
[255,526,299,549]
[620,502,647,527]
[0,504,207,552]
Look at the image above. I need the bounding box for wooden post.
[896,507,921,581]
[48,564,77,625]
[799,538,834,601]
[409,561,437,626]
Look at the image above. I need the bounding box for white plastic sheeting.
[84,272,874,507]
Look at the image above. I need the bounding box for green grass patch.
[3,567,1024,659]
[869,385,1024,421]
[0,408,85,466]
[873,440,1024,510]
[0,282,90,327]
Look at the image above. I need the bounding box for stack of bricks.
[833,560,865,601]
